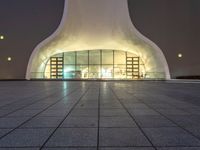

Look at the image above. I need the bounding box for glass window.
[89,65,101,78]
[77,51,88,65]
[89,50,100,64]
[102,50,113,64]
[63,65,75,79]
[76,65,88,79]
[114,65,126,79]
[44,50,144,80]
[64,52,75,65]
[114,51,126,64]
[102,65,113,78]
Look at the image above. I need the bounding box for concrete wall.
[0,0,200,79]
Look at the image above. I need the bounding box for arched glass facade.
[44,50,146,79]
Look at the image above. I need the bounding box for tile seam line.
[0,86,71,118]
[0,86,81,140]
[0,84,63,110]
[137,95,200,144]
[109,85,158,150]
[120,86,200,145]
[39,86,91,150]
[97,82,101,150]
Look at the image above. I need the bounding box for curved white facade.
[26,0,170,79]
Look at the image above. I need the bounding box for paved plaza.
[0,80,200,150]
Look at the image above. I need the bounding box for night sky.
[0,0,200,79]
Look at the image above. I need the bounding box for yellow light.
[7,57,12,61]
[178,53,182,58]
[0,35,4,40]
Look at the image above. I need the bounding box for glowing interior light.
[7,57,12,61]
[81,68,88,78]
[64,68,73,73]
[102,68,112,78]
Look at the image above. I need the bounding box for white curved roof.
[26,0,170,79]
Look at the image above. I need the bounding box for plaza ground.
[0,80,200,150]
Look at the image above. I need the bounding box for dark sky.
[0,0,200,79]
[129,0,200,77]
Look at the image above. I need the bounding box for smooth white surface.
[26,0,170,79]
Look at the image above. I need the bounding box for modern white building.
[26,0,170,80]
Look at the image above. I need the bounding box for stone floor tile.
[155,108,190,116]
[99,148,155,150]
[143,127,200,146]
[0,148,39,150]
[0,129,12,137]
[45,128,97,147]
[129,109,160,116]
[0,117,29,128]
[21,117,63,128]
[0,110,11,117]
[134,115,177,128]
[43,148,96,150]
[157,147,200,150]
[38,109,70,117]
[7,109,41,117]
[0,81,200,149]
[0,128,53,147]
[100,117,137,127]
[124,103,149,109]
[184,127,200,138]
[61,116,98,127]
[167,115,200,127]
[99,128,151,146]
[100,109,129,117]
[70,109,98,117]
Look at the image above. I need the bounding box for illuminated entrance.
[44,50,146,79]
